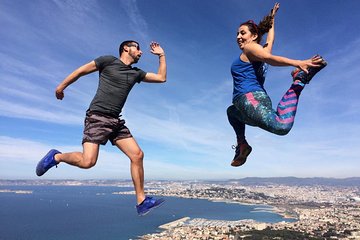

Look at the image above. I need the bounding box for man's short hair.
[119,40,140,55]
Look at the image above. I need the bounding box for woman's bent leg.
[235,86,304,136]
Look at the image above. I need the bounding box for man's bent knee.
[130,150,144,164]
[81,155,97,169]
[81,142,99,168]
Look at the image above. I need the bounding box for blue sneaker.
[291,55,327,84]
[136,196,165,216]
[36,149,61,176]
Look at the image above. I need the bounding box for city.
[140,179,360,239]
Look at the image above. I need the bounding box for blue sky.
[1,0,359,180]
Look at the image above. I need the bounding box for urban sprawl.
[138,180,360,240]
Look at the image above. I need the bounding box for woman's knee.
[227,105,236,116]
[227,105,241,122]
[275,129,290,136]
[260,122,291,136]
[271,126,291,136]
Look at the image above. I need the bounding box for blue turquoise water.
[0,186,294,240]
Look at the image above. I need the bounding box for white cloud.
[127,108,230,155]
[0,99,83,125]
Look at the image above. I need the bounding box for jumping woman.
[227,3,327,167]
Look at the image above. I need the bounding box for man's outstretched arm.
[55,61,98,100]
[143,42,167,83]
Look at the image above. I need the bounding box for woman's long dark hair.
[241,13,273,43]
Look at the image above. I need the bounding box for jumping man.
[36,41,166,216]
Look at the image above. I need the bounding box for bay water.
[0,186,293,240]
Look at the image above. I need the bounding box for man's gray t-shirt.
[88,55,146,117]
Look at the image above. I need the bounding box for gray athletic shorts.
[82,111,133,145]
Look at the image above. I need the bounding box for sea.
[0,185,295,240]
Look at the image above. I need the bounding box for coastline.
[206,198,298,221]
[114,190,299,221]
[168,195,298,222]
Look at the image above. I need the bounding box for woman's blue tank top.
[231,57,268,102]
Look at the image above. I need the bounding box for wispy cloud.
[0,99,83,125]
[0,136,50,161]
[127,109,229,155]
[120,0,150,43]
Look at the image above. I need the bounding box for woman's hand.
[298,55,324,73]
[270,3,280,18]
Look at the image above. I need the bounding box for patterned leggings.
[227,83,304,141]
